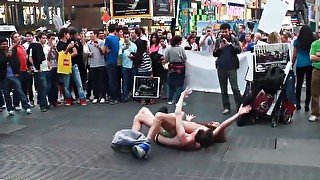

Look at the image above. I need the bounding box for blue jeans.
[122,67,133,100]
[34,71,51,108]
[13,71,31,106]
[0,76,31,111]
[60,65,86,99]
[106,64,121,101]
[49,68,59,104]
[168,85,183,103]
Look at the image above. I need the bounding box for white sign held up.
[258,0,289,34]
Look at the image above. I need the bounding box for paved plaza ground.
[0,92,320,180]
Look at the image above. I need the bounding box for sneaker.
[92,99,98,104]
[308,115,318,122]
[0,105,6,109]
[14,106,22,111]
[65,98,73,106]
[80,99,88,106]
[109,100,119,105]
[29,101,35,108]
[26,108,32,114]
[40,107,47,112]
[132,142,150,159]
[100,98,106,104]
[223,109,230,115]
[167,101,174,105]
[296,105,301,110]
[305,106,310,112]
[8,110,14,116]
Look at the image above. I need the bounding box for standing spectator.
[165,32,173,46]
[292,25,314,112]
[130,28,139,43]
[149,33,160,53]
[57,28,87,106]
[308,30,320,121]
[241,33,254,52]
[98,30,106,41]
[238,25,246,43]
[23,31,35,107]
[87,31,107,103]
[11,32,32,110]
[104,24,121,104]
[136,40,153,105]
[164,35,187,105]
[69,28,87,101]
[0,38,32,116]
[213,23,242,115]
[28,32,51,112]
[120,30,137,102]
[182,35,198,51]
[267,32,281,44]
[281,32,291,43]
[199,28,215,54]
[47,33,61,107]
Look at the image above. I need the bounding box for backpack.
[111,129,151,158]
[257,67,285,95]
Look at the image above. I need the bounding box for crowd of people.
[1,23,320,123]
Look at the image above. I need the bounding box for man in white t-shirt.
[28,32,51,112]
[199,28,215,53]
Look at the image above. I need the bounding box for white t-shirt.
[181,41,198,51]
[30,43,50,72]
[199,35,215,53]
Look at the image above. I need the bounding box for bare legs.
[132,107,155,131]
[146,112,176,140]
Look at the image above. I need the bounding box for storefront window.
[0,4,6,24]
[23,6,35,25]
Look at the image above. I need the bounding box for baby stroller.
[241,62,296,127]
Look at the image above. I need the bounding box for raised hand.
[238,104,252,115]
[186,114,196,121]
[182,88,193,98]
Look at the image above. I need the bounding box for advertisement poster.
[254,43,291,73]
[110,0,152,18]
[153,0,175,17]
[133,76,160,98]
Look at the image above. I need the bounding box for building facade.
[0,0,63,31]
[64,0,106,29]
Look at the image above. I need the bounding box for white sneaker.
[309,115,318,122]
[92,99,98,104]
[167,101,174,105]
[26,108,32,114]
[223,109,230,115]
[8,110,14,116]
[15,106,22,111]
[100,98,106,104]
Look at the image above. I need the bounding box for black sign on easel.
[133,76,160,98]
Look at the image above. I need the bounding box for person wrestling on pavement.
[131,88,252,150]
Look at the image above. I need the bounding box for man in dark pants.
[104,24,121,104]
[0,38,32,116]
[213,23,242,115]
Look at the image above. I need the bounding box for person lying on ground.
[132,88,252,150]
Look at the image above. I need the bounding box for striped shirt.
[138,52,152,73]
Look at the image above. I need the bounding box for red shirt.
[16,45,28,71]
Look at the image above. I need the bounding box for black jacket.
[27,42,45,70]
[213,35,241,70]
[0,49,20,80]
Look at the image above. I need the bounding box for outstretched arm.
[213,105,252,137]
[175,88,193,144]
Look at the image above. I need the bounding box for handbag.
[252,90,274,114]
[57,51,72,75]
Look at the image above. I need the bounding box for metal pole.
[316,0,320,30]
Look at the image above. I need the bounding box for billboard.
[110,0,152,18]
[153,0,175,17]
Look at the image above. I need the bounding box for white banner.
[258,0,289,34]
[185,51,252,94]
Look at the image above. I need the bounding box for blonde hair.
[267,32,280,44]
